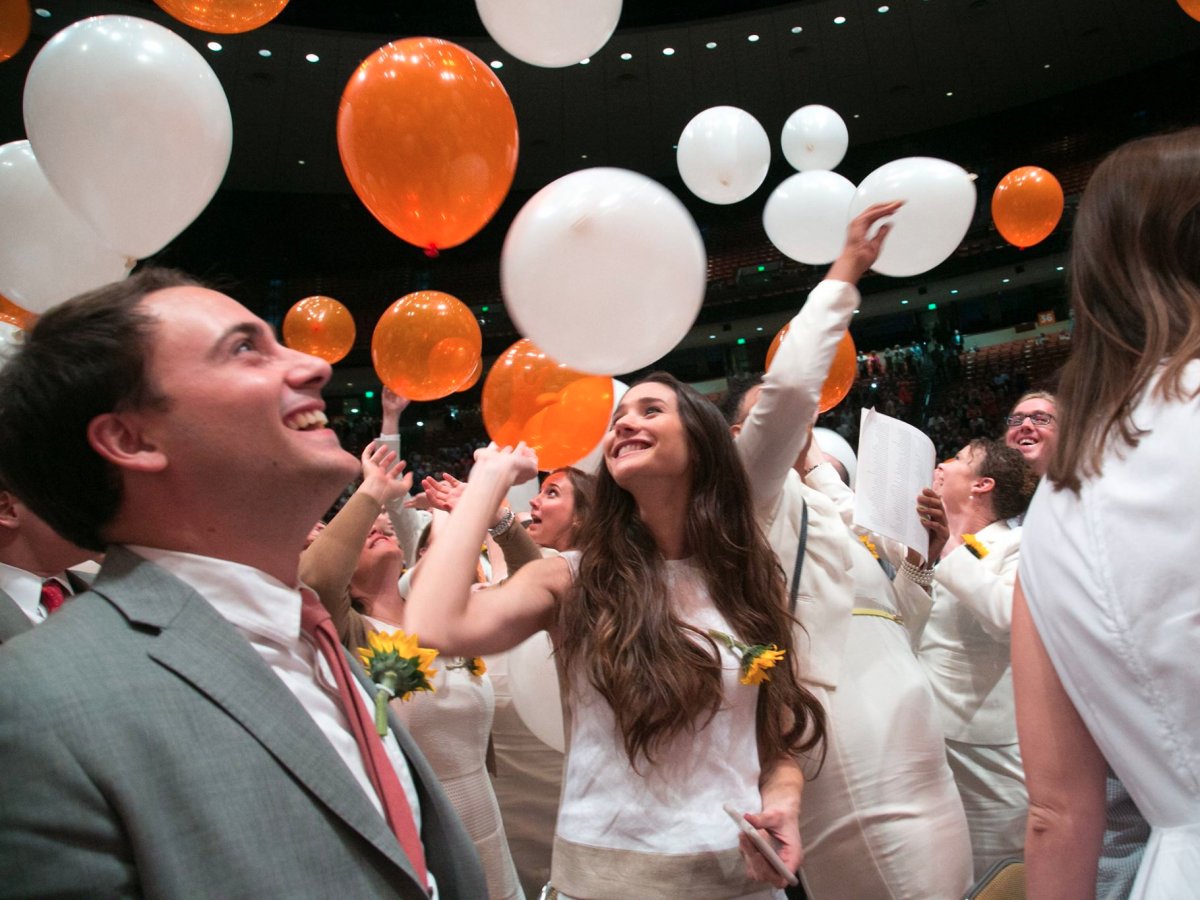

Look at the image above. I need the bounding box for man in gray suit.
[0,476,93,643]
[0,269,485,898]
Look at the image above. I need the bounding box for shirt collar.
[0,561,70,618]
[124,545,303,645]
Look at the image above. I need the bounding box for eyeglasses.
[1004,411,1055,427]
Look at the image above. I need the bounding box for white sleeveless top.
[553,554,777,899]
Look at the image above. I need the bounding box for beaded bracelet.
[899,558,935,588]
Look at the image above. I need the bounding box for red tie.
[40,579,67,615]
[298,592,429,891]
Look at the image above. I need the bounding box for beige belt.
[852,607,904,626]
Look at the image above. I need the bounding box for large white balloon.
[676,106,771,205]
[23,15,233,259]
[507,631,565,752]
[0,141,133,314]
[849,158,976,277]
[763,170,856,265]
[476,0,621,68]
[502,168,707,374]
[812,427,857,489]
[781,105,849,172]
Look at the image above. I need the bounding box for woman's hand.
[739,806,803,889]
[380,387,410,434]
[827,200,903,285]
[359,442,412,506]
[472,441,540,486]
[421,473,466,513]
[916,487,949,563]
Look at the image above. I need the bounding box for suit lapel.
[0,589,33,643]
[90,549,420,882]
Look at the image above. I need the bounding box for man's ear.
[0,491,18,529]
[87,412,168,474]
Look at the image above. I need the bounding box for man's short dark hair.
[0,268,201,551]
[719,373,764,426]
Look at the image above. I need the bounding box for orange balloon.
[0,292,37,330]
[282,295,356,364]
[483,338,614,470]
[991,166,1064,249]
[456,357,483,392]
[152,0,289,34]
[0,0,30,62]
[337,38,519,255]
[372,291,482,401]
[766,325,857,413]
[1179,0,1200,21]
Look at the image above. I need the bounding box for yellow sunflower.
[961,533,989,559]
[741,644,787,686]
[357,629,439,735]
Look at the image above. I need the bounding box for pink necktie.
[40,579,67,615]
[299,592,429,891]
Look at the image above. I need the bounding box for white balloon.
[575,378,629,473]
[23,15,233,259]
[0,141,133,314]
[476,0,621,68]
[502,168,707,375]
[676,106,771,205]
[763,170,856,265]
[812,427,857,489]
[849,158,976,277]
[781,105,849,172]
[507,631,565,752]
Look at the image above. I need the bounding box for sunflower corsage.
[857,534,880,559]
[357,630,439,736]
[444,656,487,678]
[708,629,787,686]
[961,533,989,559]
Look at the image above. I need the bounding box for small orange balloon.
[766,325,857,413]
[991,166,1064,249]
[337,38,519,254]
[0,292,37,330]
[1179,0,1200,22]
[373,291,482,401]
[282,295,356,364]
[0,0,31,62]
[152,0,289,34]
[483,338,614,470]
[456,357,483,392]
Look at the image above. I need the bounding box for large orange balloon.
[0,0,30,62]
[991,166,1064,249]
[483,338,614,471]
[152,0,289,34]
[1179,0,1200,22]
[337,38,519,255]
[0,292,37,330]
[282,295,356,364]
[766,325,857,413]
[373,291,482,401]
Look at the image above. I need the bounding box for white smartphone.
[722,802,800,887]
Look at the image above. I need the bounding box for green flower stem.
[374,672,398,736]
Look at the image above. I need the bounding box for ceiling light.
[662,47,675,56]
[258,48,272,58]
[853,309,861,315]
[748,34,760,42]
[790,26,803,34]
[950,289,959,294]
[579,57,591,65]
[1056,266,1064,272]
[207,41,222,52]
[581,154,588,159]
[834,15,847,24]
[620,52,632,60]
[416,421,424,428]
[490,60,503,69]
[298,160,306,166]
[1002,277,1010,283]
[878,4,890,11]
[945,90,954,96]
[706,41,718,49]
[1043,63,1051,69]
[900,299,909,305]
[756,326,764,332]
[853,113,861,118]
[34,8,50,17]
[305,53,320,63]
[708,335,716,340]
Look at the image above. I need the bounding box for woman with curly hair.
[405,373,826,899]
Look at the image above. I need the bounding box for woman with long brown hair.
[1014,127,1200,898]
[406,374,826,898]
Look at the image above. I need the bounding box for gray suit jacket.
[0,570,92,644]
[0,547,486,898]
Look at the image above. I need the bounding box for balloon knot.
[424,245,440,259]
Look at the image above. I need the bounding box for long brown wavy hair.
[1050,128,1200,492]
[557,373,826,770]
